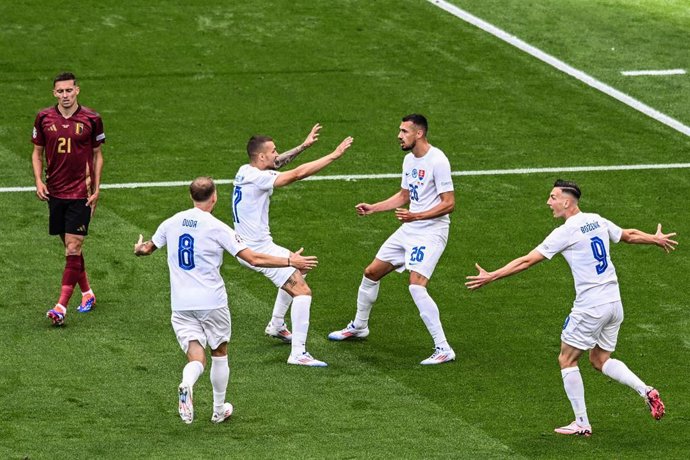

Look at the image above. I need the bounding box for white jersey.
[536,212,623,310]
[152,207,247,311]
[232,164,279,244]
[401,146,454,232]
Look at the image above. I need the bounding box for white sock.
[601,358,648,397]
[353,276,380,329]
[561,366,589,427]
[210,356,230,413]
[271,289,293,327]
[181,360,204,387]
[290,295,311,355]
[81,288,94,296]
[409,285,449,349]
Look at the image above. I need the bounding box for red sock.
[58,255,82,307]
[78,254,90,292]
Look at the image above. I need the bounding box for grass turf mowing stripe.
[427,0,690,137]
[4,163,690,193]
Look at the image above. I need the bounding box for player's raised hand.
[655,223,678,253]
[355,203,374,216]
[289,247,318,271]
[134,234,144,254]
[465,263,493,290]
[302,123,322,149]
[332,136,354,158]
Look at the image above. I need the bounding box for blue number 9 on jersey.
[590,236,608,275]
[178,233,195,270]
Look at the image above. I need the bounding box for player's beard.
[400,140,415,152]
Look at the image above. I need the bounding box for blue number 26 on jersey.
[178,233,195,270]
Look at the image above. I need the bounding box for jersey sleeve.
[91,115,106,147]
[151,218,170,249]
[31,113,45,146]
[536,225,571,260]
[602,218,623,243]
[434,154,454,193]
[250,169,279,191]
[217,223,248,256]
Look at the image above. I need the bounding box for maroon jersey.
[32,105,105,199]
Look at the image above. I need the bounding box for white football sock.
[181,360,204,388]
[601,358,648,397]
[353,276,380,330]
[409,285,449,349]
[210,356,230,413]
[561,366,590,427]
[290,295,311,355]
[271,288,293,327]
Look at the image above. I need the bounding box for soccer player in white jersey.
[233,130,353,367]
[328,114,457,365]
[466,179,678,436]
[134,177,317,424]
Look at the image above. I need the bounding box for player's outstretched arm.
[621,224,678,253]
[134,234,158,256]
[273,136,353,187]
[465,249,546,290]
[274,123,322,169]
[237,247,318,270]
[356,188,410,216]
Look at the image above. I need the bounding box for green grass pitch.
[1,0,688,458]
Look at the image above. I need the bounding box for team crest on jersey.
[418,169,426,180]
[75,123,84,135]
[411,169,418,178]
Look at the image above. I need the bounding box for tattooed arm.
[274,123,322,169]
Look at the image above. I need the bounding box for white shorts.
[171,307,231,353]
[375,225,448,279]
[561,300,624,352]
[237,239,295,288]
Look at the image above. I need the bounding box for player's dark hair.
[554,179,581,200]
[247,135,273,159]
[190,177,216,202]
[402,114,428,136]
[53,72,77,86]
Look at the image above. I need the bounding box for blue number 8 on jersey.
[178,233,195,270]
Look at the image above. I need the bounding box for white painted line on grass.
[3,163,689,193]
[621,69,686,76]
[427,0,690,137]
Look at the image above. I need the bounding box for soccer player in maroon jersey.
[31,72,106,326]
